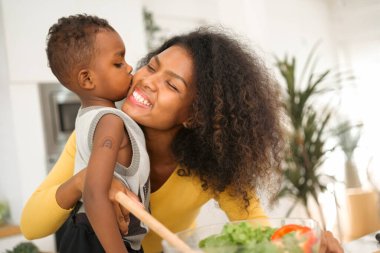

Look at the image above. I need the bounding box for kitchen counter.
[343,231,380,253]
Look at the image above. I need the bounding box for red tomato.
[271,224,308,240]
[271,224,316,253]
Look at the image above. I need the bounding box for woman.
[21,27,342,253]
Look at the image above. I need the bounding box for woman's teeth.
[133,91,152,107]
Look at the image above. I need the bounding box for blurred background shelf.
[0,224,21,238]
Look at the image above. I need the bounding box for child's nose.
[126,63,133,74]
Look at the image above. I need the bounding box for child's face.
[89,30,133,102]
[121,45,195,130]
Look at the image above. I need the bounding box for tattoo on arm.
[101,137,114,149]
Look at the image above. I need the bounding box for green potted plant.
[142,7,162,50]
[0,199,10,225]
[274,46,352,229]
[6,242,40,253]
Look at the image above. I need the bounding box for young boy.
[46,14,150,253]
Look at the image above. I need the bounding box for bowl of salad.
[162,218,321,253]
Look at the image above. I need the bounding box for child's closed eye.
[114,63,124,68]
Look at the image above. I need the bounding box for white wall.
[143,0,339,95]
[332,0,380,184]
[2,0,146,83]
[0,3,55,250]
[0,0,22,226]
[142,0,219,50]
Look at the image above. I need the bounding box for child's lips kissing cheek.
[126,76,137,96]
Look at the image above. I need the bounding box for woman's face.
[121,45,195,131]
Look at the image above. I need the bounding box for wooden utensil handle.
[115,191,197,253]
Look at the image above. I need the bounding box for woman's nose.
[141,75,158,92]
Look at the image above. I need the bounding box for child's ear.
[78,69,95,90]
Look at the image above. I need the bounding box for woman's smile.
[129,88,153,108]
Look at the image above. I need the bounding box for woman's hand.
[108,177,144,236]
[108,179,131,235]
[319,231,343,253]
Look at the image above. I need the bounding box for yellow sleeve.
[20,132,77,239]
[217,190,268,221]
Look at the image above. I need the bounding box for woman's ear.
[182,117,194,129]
[78,69,95,90]
[182,122,190,129]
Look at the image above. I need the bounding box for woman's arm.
[20,131,137,240]
[20,132,77,239]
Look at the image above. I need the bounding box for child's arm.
[84,114,130,253]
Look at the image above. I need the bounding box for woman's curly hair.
[139,27,285,209]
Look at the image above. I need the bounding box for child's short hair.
[46,14,115,87]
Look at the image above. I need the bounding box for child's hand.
[109,178,144,235]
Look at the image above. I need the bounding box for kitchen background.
[0,0,379,251]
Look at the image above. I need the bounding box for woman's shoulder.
[151,165,212,200]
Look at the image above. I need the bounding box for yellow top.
[20,133,267,253]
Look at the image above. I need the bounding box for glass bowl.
[162,218,321,253]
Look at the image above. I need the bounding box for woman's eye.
[114,63,123,68]
[167,81,179,92]
[147,64,155,72]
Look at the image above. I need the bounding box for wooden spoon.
[115,191,199,253]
